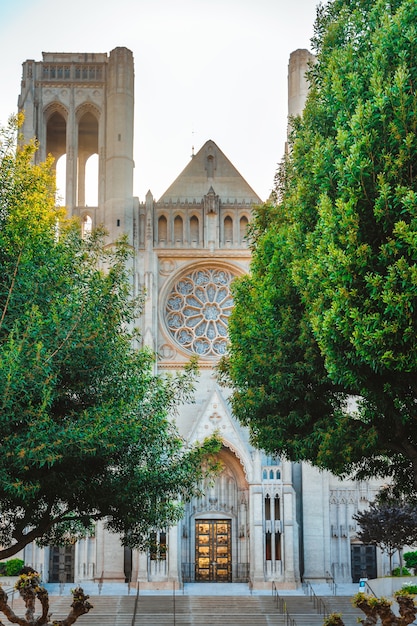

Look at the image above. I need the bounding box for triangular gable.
[158,139,262,204]
[188,385,252,477]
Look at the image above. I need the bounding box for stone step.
[318,596,364,626]
[0,590,368,626]
[135,596,284,625]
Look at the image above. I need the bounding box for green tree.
[353,489,417,574]
[0,116,219,560]
[220,0,417,491]
[0,568,92,626]
[403,551,417,574]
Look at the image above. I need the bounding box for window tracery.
[165,267,235,357]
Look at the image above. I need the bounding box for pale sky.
[0,0,318,202]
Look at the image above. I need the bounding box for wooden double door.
[195,519,232,582]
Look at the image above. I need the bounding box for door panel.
[195,520,232,582]
[49,545,75,583]
[351,544,377,582]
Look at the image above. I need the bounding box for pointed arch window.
[206,154,214,178]
[240,216,249,244]
[224,216,233,244]
[77,112,99,207]
[274,495,280,520]
[265,495,271,520]
[82,215,93,238]
[174,216,183,244]
[190,216,199,244]
[158,216,167,244]
[55,154,66,206]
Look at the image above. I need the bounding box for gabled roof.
[157,139,262,204]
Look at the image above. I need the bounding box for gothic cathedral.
[17,48,385,589]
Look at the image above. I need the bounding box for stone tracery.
[165,267,235,357]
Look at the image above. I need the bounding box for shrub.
[392,567,411,577]
[404,551,417,574]
[4,559,24,576]
[400,583,417,594]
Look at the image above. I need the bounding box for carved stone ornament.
[164,267,235,357]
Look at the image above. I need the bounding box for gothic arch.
[223,215,233,244]
[189,214,200,244]
[44,101,69,123]
[173,214,184,243]
[75,102,101,123]
[157,214,168,244]
[44,104,68,162]
[239,214,250,244]
[220,440,251,485]
[81,212,93,238]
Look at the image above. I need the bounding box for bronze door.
[49,545,75,582]
[195,520,232,582]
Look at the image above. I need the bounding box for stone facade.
[17,47,388,588]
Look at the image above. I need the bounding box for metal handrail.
[2,587,19,609]
[248,577,253,595]
[131,581,139,626]
[272,581,298,626]
[365,581,378,597]
[173,580,176,626]
[326,570,337,595]
[302,579,330,617]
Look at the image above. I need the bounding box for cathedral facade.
[17,47,386,588]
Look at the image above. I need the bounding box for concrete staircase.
[134,595,285,625]
[4,594,285,626]
[3,595,136,626]
[0,588,366,626]
[49,595,136,626]
[276,596,327,625]
[318,595,364,626]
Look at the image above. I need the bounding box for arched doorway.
[181,445,249,582]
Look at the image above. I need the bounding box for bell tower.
[18,47,135,244]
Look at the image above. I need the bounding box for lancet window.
[264,494,282,564]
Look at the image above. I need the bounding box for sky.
[0,0,318,202]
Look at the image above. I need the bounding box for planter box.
[367,576,417,597]
[0,577,19,589]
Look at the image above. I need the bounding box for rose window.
[165,268,235,357]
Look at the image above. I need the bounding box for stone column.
[249,484,264,582]
[137,551,149,583]
[282,488,300,582]
[168,525,179,582]
[302,465,331,579]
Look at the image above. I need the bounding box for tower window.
[190,216,199,244]
[240,216,249,243]
[224,216,233,244]
[174,216,183,243]
[158,216,167,243]
[206,154,214,178]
